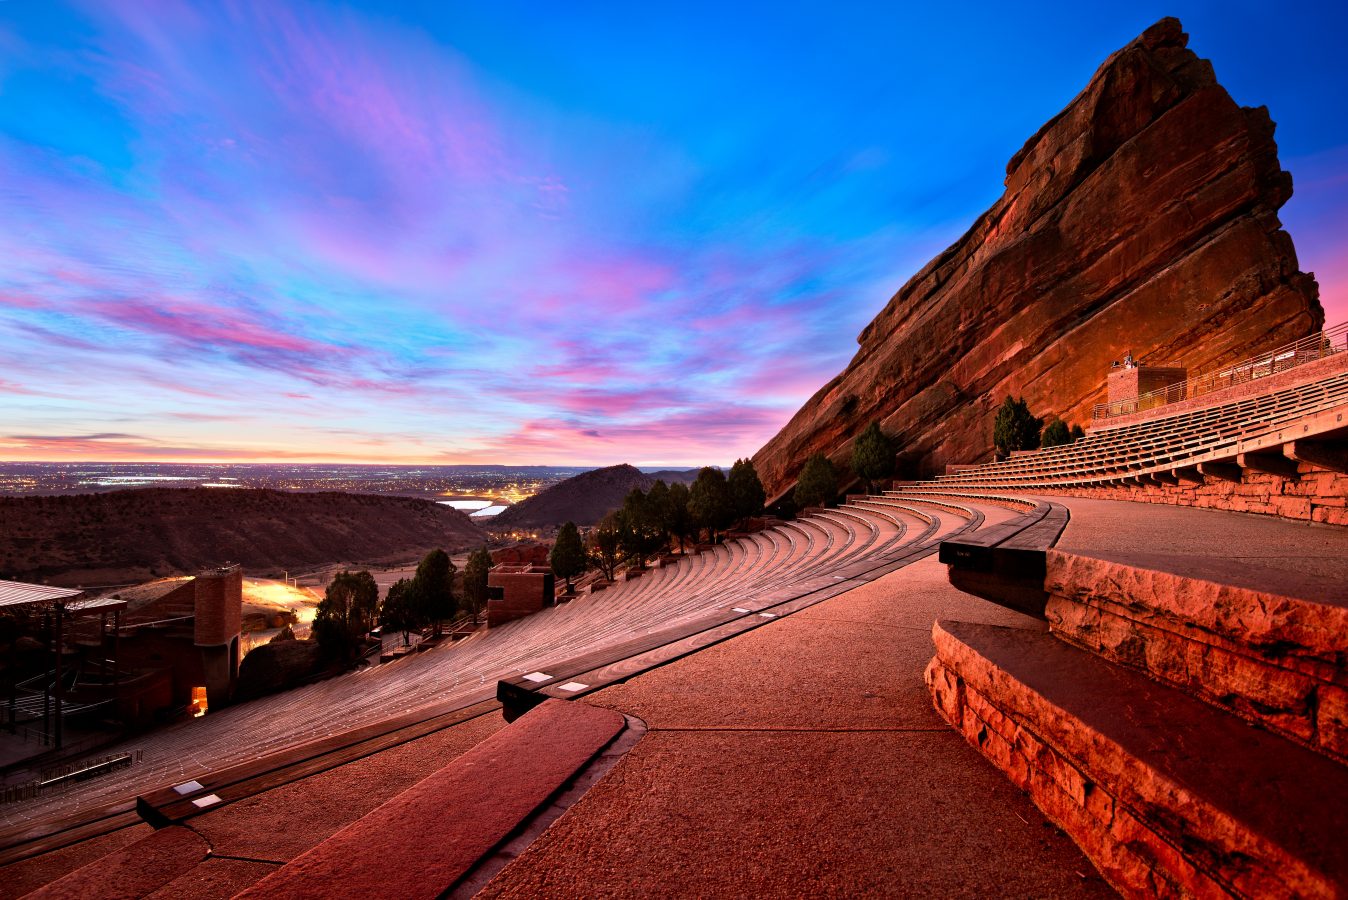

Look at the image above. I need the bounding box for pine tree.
[992,396,1042,459]
[381,578,422,646]
[588,513,623,581]
[850,421,897,494]
[313,570,379,661]
[412,549,456,634]
[688,467,733,543]
[646,480,672,551]
[794,454,837,509]
[549,521,588,593]
[462,548,492,624]
[727,458,766,526]
[665,481,693,553]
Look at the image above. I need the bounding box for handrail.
[1092,321,1348,420]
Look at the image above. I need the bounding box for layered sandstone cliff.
[754,18,1321,500]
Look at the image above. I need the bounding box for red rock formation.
[754,17,1322,500]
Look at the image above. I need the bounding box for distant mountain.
[644,468,702,485]
[490,464,654,530]
[0,488,488,586]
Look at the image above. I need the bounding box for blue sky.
[1,1,1344,465]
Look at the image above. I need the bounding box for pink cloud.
[90,295,325,356]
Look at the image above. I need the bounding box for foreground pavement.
[478,552,1113,898]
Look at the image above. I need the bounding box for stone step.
[926,619,1348,898]
[1044,549,1348,762]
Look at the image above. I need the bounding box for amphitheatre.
[2,18,1346,899]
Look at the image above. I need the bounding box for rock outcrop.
[754,17,1322,500]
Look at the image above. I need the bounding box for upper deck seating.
[932,366,1348,488]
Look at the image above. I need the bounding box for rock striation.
[754,17,1322,500]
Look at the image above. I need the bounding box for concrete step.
[22,825,208,899]
[236,699,626,900]
[1044,549,1348,763]
[927,619,1348,898]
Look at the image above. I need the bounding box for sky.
[1,1,1345,466]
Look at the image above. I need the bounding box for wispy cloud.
[5,3,1334,465]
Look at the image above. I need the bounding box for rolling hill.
[0,487,488,586]
[489,464,657,531]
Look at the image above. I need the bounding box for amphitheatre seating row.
[928,619,1348,898]
[55,495,1029,894]
[23,492,1054,898]
[0,496,1020,863]
[932,365,1348,488]
[919,486,1348,896]
[498,494,991,717]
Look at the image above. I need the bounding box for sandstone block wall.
[755,17,1321,500]
[1036,466,1348,526]
[1044,551,1348,763]
[925,653,1220,896]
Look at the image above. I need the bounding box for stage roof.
[0,580,84,609]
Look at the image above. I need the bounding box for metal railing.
[2,749,142,805]
[1093,321,1348,420]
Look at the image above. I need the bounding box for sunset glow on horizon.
[2,2,1345,466]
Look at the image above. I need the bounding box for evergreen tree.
[794,454,837,509]
[462,548,492,624]
[688,466,733,543]
[1040,418,1072,448]
[381,578,421,647]
[727,458,766,526]
[412,548,456,634]
[549,521,588,594]
[589,512,623,581]
[619,487,666,566]
[313,569,379,661]
[645,480,672,550]
[1070,423,1086,442]
[992,396,1042,459]
[850,421,897,494]
[665,481,693,553]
